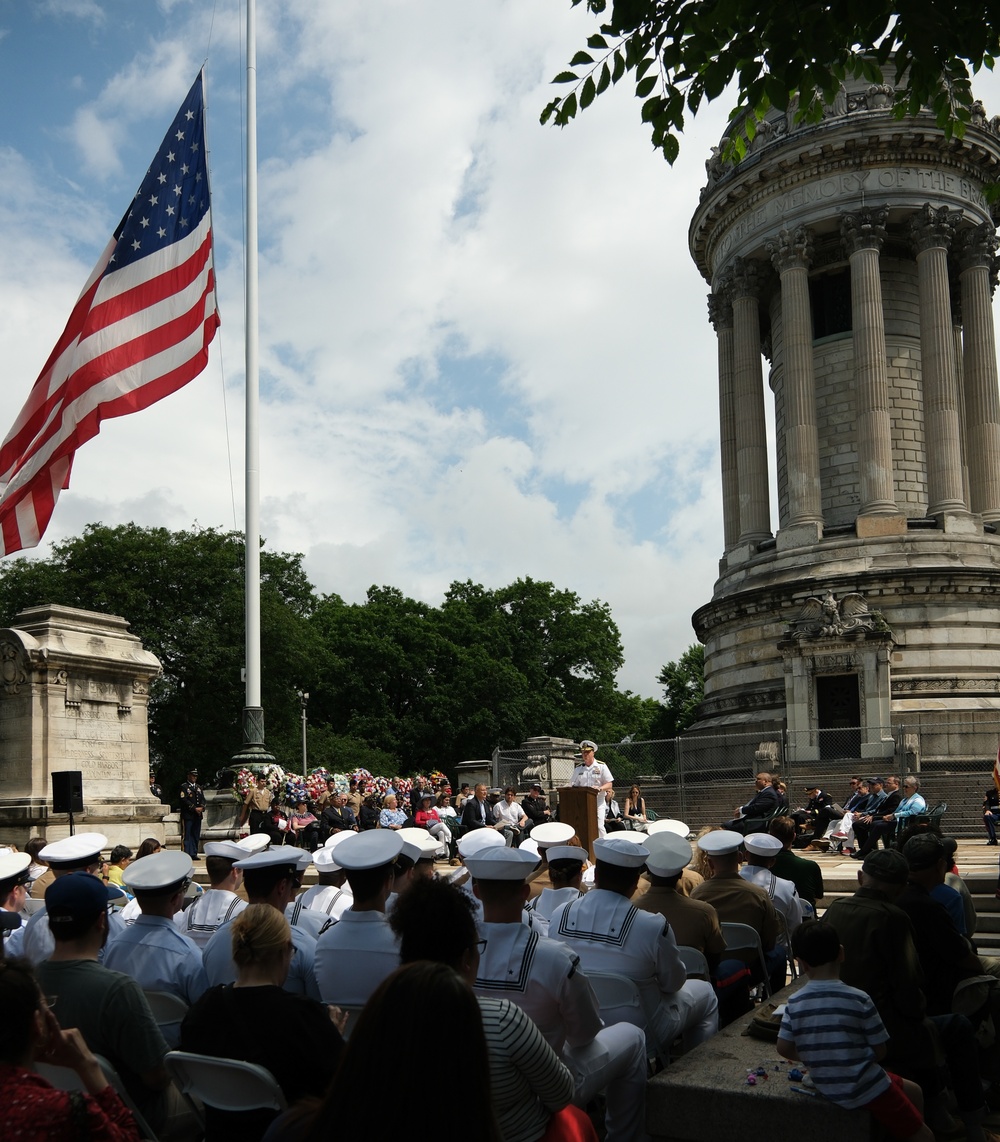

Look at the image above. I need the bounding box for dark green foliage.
[543,1,999,163]
[650,642,704,739]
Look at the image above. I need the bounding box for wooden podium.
[557,785,600,859]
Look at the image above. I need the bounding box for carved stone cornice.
[767,226,814,273]
[910,202,960,254]
[840,206,889,255]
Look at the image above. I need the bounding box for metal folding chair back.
[720,921,772,998]
[36,1053,160,1141]
[163,1049,286,1124]
[676,945,710,979]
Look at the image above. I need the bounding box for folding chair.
[143,990,190,1045]
[163,1050,286,1130]
[676,945,710,980]
[721,922,772,998]
[587,970,673,1064]
[36,1053,159,1141]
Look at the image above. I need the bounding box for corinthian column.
[708,280,739,550]
[767,226,823,533]
[730,257,772,544]
[955,222,1000,522]
[840,206,902,526]
[910,203,967,515]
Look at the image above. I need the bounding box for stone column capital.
[707,289,733,332]
[767,226,814,274]
[729,256,766,301]
[955,222,999,273]
[910,202,960,254]
[840,206,889,255]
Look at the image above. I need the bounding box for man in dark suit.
[321,792,359,840]
[725,772,778,834]
[791,784,837,847]
[460,783,502,834]
[853,774,902,858]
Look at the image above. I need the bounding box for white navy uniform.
[119,896,142,926]
[103,915,209,1045]
[314,909,400,1006]
[174,889,247,949]
[571,761,614,837]
[202,913,321,1001]
[475,920,647,1142]
[739,866,805,943]
[549,888,718,1052]
[299,883,353,922]
[523,887,582,938]
[285,894,330,941]
[21,904,126,964]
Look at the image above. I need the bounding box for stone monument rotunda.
[688,71,1000,765]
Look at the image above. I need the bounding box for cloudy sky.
[2,3,998,703]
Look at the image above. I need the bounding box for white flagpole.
[235,0,271,766]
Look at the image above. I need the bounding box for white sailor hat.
[518,837,540,858]
[203,841,247,861]
[545,845,588,865]
[312,846,344,872]
[593,837,649,868]
[611,831,648,845]
[236,834,271,854]
[398,828,442,860]
[457,829,507,858]
[0,851,31,887]
[334,830,404,871]
[234,847,313,873]
[697,830,744,857]
[123,851,194,894]
[322,831,354,852]
[464,847,540,881]
[644,833,693,877]
[579,739,598,751]
[529,822,575,849]
[646,819,690,837]
[39,833,107,867]
[743,833,783,857]
[399,838,422,863]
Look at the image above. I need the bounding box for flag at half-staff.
[0,70,220,556]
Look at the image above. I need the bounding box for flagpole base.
[230,706,275,768]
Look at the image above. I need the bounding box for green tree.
[544,1,999,163]
[651,642,704,738]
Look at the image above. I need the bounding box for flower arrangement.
[428,770,451,794]
[234,764,285,799]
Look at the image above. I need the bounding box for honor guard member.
[0,850,32,957]
[179,768,206,859]
[104,850,208,1044]
[203,846,320,1000]
[298,834,353,921]
[571,740,614,837]
[526,821,577,899]
[691,830,786,994]
[524,844,588,938]
[550,836,719,1055]
[314,830,403,1007]
[22,833,125,964]
[469,846,648,1142]
[740,831,807,939]
[174,840,248,949]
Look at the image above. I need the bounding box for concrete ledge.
[647,983,873,1142]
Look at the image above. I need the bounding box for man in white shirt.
[493,786,530,847]
[174,841,248,949]
[571,739,614,837]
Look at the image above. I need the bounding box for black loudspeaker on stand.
[52,770,84,835]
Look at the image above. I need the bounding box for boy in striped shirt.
[777,920,933,1142]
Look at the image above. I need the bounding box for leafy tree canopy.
[543,1,999,162]
[650,642,704,738]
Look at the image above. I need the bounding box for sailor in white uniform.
[739,832,807,939]
[549,836,719,1055]
[103,850,209,1045]
[202,846,320,1000]
[0,851,33,958]
[21,833,126,963]
[450,827,508,924]
[523,844,587,937]
[298,838,353,922]
[314,830,403,1007]
[570,740,614,837]
[469,845,648,1142]
[174,840,248,949]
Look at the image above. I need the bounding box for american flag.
[0,71,219,556]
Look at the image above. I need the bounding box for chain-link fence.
[494,719,1000,837]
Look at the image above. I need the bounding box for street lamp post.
[298,690,309,779]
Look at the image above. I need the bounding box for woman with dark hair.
[623,785,648,832]
[0,956,141,1141]
[388,879,592,1142]
[181,904,345,1142]
[134,838,162,861]
[264,962,502,1142]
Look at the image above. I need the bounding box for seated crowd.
[0,771,993,1142]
